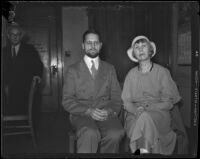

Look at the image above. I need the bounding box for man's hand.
[85,108,111,121]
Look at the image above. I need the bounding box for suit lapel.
[16,44,23,58]
[79,60,94,81]
[79,59,108,97]
[8,46,13,59]
[94,60,108,97]
[11,44,22,62]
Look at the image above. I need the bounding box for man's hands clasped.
[86,108,112,121]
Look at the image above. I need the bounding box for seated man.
[62,29,125,153]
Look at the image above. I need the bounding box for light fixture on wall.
[3,1,14,23]
[8,2,17,23]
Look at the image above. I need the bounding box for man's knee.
[86,128,101,140]
[77,127,100,153]
[105,129,125,141]
[78,127,101,141]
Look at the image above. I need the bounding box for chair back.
[28,77,40,126]
[170,103,189,154]
[2,76,41,147]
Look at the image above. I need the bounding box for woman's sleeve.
[149,68,181,111]
[159,68,181,108]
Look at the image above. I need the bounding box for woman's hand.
[125,102,138,115]
[125,102,149,118]
[136,106,145,118]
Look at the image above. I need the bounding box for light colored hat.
[127,35,156,62]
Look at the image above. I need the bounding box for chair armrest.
[33,76,41,83]
[68,129,76,153]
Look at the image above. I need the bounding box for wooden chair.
[2,76,41,148]
[68,127,77,153]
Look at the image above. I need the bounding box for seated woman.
[121,35,181,155]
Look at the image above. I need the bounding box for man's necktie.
[91,60,97,79]
[12,47,16,58]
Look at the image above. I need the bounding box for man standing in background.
[2,23,43,115]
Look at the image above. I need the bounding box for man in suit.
[2,23,43,115]
[62,29,125,153]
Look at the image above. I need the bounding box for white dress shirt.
[12,43,20,56]
[84,55,99,74]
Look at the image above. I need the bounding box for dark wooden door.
[15,5,62,112]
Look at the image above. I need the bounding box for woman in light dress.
[122,35,181,155]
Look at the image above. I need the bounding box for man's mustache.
[89,49,97,51]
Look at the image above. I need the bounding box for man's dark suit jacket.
[3,42,43,115]
[62,59,122,120]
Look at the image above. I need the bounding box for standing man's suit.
[3,42,43,115]
[62,58,124,153]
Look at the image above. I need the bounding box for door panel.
[15,5,60,112]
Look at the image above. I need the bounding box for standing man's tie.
[91,60,97,79]
[12,46,16,59]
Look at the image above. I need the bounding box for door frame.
[55,5,64,112]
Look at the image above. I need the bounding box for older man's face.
[8,28,22,46]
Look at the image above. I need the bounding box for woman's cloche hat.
[127,35,156,62]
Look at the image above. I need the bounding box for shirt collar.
[84,55,99,70]
[12,43,21,55]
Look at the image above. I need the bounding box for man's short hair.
[82,29,101,42]
[7,23,23,35]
